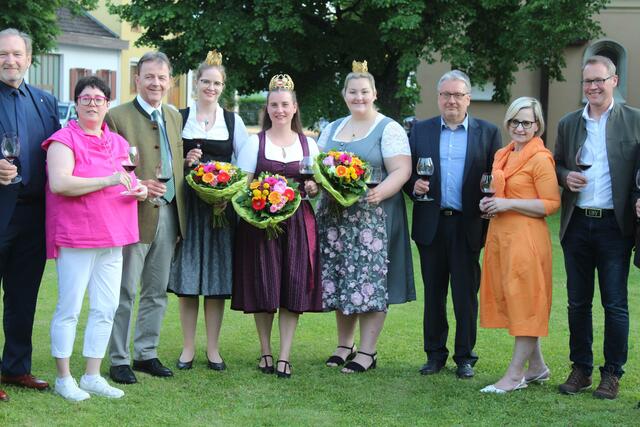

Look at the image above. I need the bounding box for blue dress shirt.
[439,116,468,211]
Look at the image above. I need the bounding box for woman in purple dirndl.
[232,74,322,378]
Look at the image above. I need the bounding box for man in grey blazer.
[554,55,640,400]
[405,70,501,379]
[106,52,186,384]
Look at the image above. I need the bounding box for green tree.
[2,1,97,55]
[111,0,609,125]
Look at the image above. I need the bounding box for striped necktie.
[151,109,175,203]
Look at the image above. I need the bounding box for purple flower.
[361,283,374,297]
[322,156,335,166]
[359,229,373,245]
[371,238,384,252]
[327,227,338,242]
[350,292,363,305]
[322,279,336,294]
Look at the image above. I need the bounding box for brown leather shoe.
[1,374,49,390]
[0,389,8,401]
[558,366,592,395]
[593,367,619,400]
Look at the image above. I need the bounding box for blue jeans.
[561,211,632,378]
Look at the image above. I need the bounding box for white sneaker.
[55,376,91,402]
[80,375,124,399]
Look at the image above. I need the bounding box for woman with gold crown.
[167,50,249,371]
[317,60,415,373]
[231,73,323,378]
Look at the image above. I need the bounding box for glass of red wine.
[575,144,593,172]
[122,146,139,173]
[150,160,173,206]
[480,172,495,219]
[366,166,382,189]
[299,156,315,200]
[415,157,434,201]
[1,133,21,184]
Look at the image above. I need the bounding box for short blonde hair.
[341,72,377,96]
[503,97,545,137]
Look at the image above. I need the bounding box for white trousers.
[51,247,123,359]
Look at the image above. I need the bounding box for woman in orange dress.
[478,97,560,394]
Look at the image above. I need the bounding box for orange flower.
[335,165,347,177]
[202,172,214,183]
[268,191,282,205]
[250,180,260,190]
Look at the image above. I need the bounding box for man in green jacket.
[106,52,187,384]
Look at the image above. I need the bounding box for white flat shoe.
[480,378,527,394]
[525,368,550,384]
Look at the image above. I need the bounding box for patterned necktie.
[151,109,175,203]
[12,89,30,184]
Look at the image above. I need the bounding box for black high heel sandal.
[325,344,356,367]
[342,351,377,373]
[257,354,274,374]
[276,360,292,379]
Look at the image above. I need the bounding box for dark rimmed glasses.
[77,95,108,106]
[507,119,536,130]
[581,76,613,87]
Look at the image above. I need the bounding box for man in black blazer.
[0,28,60,401]
[405,70,501,378]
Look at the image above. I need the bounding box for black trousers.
[0,201,46,376]
[417,214,480,366]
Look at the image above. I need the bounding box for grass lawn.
[1,207,640,426]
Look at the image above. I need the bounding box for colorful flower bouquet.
[186,161,247,228]
[232,172,301,239]
[313,151,369,207]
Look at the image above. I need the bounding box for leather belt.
[575,207,614,219]
[440,209,461,216]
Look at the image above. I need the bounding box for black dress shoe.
[132,358,174,377]
[176,358,193,370]
[456,363,475,379]
[419,360,445,375]
[110,365,138,384]
[207,358,226,371]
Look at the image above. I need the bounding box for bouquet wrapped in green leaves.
[313,150,369,208]
[232,172,301,239]
[186,161,247,228]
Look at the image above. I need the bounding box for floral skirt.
[317,197,389,314]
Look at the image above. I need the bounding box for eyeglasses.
[508,119,536,130]
[77,95,108,106]
[581,76,613,87]
[199,79,225,88]
[439,92,469,101]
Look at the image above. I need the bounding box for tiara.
[205,50,223,66]
[352,60,368,73]
[269,74,295,91]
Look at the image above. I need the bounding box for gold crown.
[205,50,223,66]
[352,60,368,73]
[268,74,295,91]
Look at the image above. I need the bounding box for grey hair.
[583,55,616,76]
[503,96,545,137]
[0,28,32,56]
[137,51,172,75]
[437,69,471,93]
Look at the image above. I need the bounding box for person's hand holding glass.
[147,159,173,206]
[479,172,496,219]
[413,157,434,201]
[1,133,21,184]
[565,144,592,192]
[299,156,317,200]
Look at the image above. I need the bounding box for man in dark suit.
[554,55,640,400]
[0,28,60,402]
[405,70,501,379]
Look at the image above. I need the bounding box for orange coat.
[480,138,560,336]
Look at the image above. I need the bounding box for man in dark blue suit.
[405,70,501,379]
[0,28,60,402]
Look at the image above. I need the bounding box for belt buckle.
[442,209,453,216]
[585,208,602,218]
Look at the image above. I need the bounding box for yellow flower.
[268,191,282,204]
[262,189,269,196]
[196,168,204,177]
[252,189,262,198]
[250,181,260,190]
[263,183,270,190]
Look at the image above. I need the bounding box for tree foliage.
[1,0,97,55]
[110,0,609,125]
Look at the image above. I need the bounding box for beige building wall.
[89,0,188,108]
[415,0,640,150]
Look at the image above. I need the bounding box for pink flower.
[322,280,335,294]
[203,164,215,173]
[339,153,351,164]
[361,283,374,297]
[265,177,278,186]
[273,181,287,193]
[269,204,280,213]
[327,227,338,242]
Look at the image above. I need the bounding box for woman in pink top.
[43,76,147,402]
